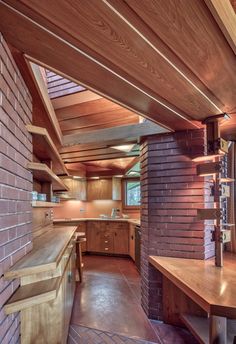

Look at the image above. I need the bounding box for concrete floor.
[69,255,197,344]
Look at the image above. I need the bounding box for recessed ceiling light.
[111,144,135,152]
[90,176,100,179]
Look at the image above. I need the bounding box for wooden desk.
[149,254,236,344]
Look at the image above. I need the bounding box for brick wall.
[140,129,215,319]
[0,34,32,343]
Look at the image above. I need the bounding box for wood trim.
[27,62,63,144]
[122,178,140,211]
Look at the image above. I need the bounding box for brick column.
[0,34,33,343]
[140,129,214,319]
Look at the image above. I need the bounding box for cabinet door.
[86,222,102,252]
[129,224,135,261]
[87,179,112,200]
[113,229,129,254]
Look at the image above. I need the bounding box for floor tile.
[68,324,159,344]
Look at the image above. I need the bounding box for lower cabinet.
[20,241,76,343]
[86,221,129,255]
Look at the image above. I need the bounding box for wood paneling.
[0,1,198,131]
[13,0,224,118]
[87,179,113,201]
[123,0,236,113]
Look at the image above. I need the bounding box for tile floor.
[70,255,198,344]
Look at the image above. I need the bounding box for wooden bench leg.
[210,315,227,344]
[76,242,83,283]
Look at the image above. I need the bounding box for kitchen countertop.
[53,218,140,226]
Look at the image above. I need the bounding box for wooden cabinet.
[58,177,87,200]
[87,177,121,201]
[4,227,77,344]
[129,224,135,261]
[86,221,129,255]
[87,179,112,200]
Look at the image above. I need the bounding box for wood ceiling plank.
[204,0,236,55]
[60,112,139,133]
[13,0,223,118]
[56,98,126,121]
[63,151,139,163]
[62,122,168,146]
[0,1,198,130]
[52,90,102,110]
[124,0,236,114]
[60,147,139,160]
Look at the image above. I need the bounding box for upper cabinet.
[57,178,87,201]
[87,178,121,201]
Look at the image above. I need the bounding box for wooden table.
[149,254,236,344]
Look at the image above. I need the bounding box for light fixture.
[114,175,123,178]
[73,176,82,179]
[89,176,100,180]
[111,144,135,153]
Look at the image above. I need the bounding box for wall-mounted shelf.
[27,125,68,176]
[27,162,69,191]
[31,201,61,208]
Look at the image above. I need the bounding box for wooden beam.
[60,147,139,160]
[0,1,198,131]
[62,122,169,146]
[28,62,63,144]
[204,0,236,55]
[62,151,139,163]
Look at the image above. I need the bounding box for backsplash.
[53,200,140,219]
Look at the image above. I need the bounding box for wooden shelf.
[4,277,60,315]
[27,125,68,176]
[31,201,61,208]
[28,162,69,191]
[4,226,77,280]
[181,314,209,344]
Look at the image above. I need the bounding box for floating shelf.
[26,125,68,176]
[31,201,61,208]
[197,208,222,220]
[4,276,60,315]
[27,162,69,191]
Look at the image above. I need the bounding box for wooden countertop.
[4,226,77,280]
[53,218,140,226]
[149,254,236,318]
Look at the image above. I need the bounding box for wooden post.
[209,315,227,344]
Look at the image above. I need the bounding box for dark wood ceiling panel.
[124,0,236,113]
[0,1,196,131]
[13,0,224,119]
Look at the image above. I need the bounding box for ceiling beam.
[204,0,236,55]
[28,62,63,143]
[60,147,139,160]
[63,151,139,163]
[62,121,169,146]
[0,1,198,131]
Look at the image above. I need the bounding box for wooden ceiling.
[0,0,236,175]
